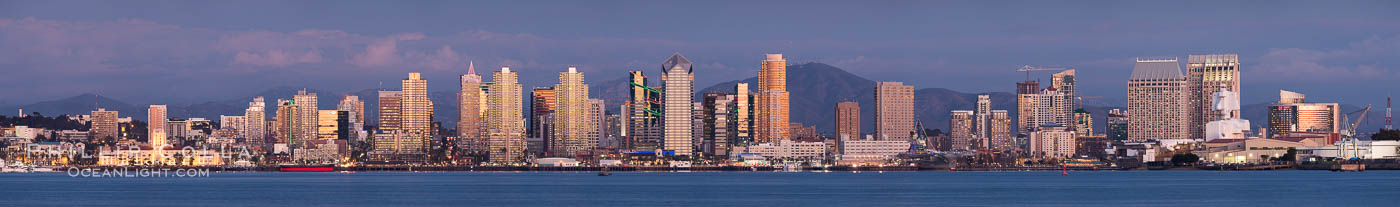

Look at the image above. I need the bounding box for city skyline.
[0,1,1397,108]
[3,2,1399,206]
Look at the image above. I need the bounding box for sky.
[0,0,1397,107]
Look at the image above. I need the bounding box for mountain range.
[2,63,1389,134]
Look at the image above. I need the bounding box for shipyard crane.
[1340,105,1372,159]
[1016,65,1066,81]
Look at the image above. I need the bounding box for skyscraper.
[587,99,605,150]
[458,61,485,153]
[530,87,556,144]
[1018,70,1075,134]
[401,73,432,155]
[1016,81,1040,134]
[317,110,347,140]
[624,71,662,151]
[1074,109,1093,136]
[661,53,695,156]
[976,95,991,146]
[988,110,1012,150]
[275,99,297,145]
[874,81,915,141]
[148,105,167,148]
[1106,109,1128,142]
[703,93,736,158]
[293,90,318,149]
[552,66,592,156]
[733,83,753,146]
[91,108,119,140]
[949,110,975,151]
[835,101,861,140]
[488,66,525,163]
[1187,54,1240,139]
[755,53,791,144]
[372,91,404,160]
[245,97,267,150]
[377,91,403,132]
[338,95,365,142]
[1128,58,1189,141]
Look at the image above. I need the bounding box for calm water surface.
[2,170,1398,206]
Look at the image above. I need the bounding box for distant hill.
[12,93,141,118]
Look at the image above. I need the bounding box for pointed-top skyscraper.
[459,60,485,153]
[661,53,695,156]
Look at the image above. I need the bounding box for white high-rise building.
[661,53,695,156]
[245,97,267,149]
[293,90,319,149]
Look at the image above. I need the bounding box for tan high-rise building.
[662,54,695,156]
[275,99,297,145]
[1128,58,1189,141]
[1016,81,1040,134]
[949,110,975,151]
[148,105,167,148]
[988,110,1013,150]
[586,99,605,150]
[458,61,485,153]
[91,108,119,140]
[755,53,791,144]
[834,101,861,140]
[245,97,267,149]
[401,73,432,154]
[377,91,403,131]
[373,91,403,157]
[1187,54,1240,139]
[552,66,592,156]
[293,90,319,148]
[874,81,915,141]
[488,67,525,163]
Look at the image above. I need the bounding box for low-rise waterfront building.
[733,139,826,160]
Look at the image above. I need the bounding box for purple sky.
[0,0,1397,107]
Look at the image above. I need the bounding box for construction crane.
[1016,65,1066,81]
[1340,105,1372,159]
[1075,96,1102,108]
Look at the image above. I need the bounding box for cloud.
[350,33,425,68]
[233,49,322,67]
[1251,35,1400,80]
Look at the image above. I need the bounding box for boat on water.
[2,162,57,173]
[598,168,612,176]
